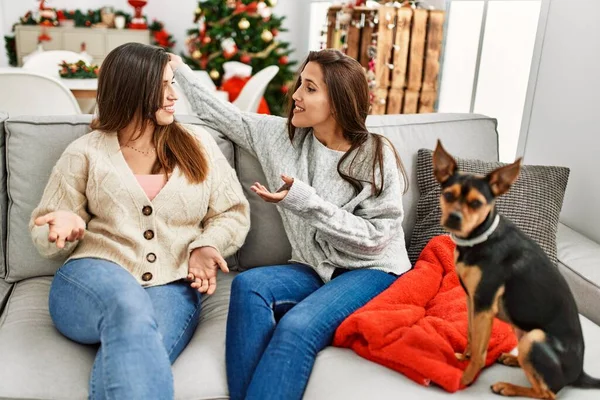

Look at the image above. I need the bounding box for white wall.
[519,0,600,243]
[0,0,302,66]
[0,0,7,67]
[438,0,541,162]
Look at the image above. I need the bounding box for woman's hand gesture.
[34,211,86,249]
[188,246,229,295]
[168,53,184,73]
[251,175,294,204]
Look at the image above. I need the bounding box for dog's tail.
[572,371,600,389]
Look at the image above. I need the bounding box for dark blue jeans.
[49,258,202,400]
[225,264,396,400]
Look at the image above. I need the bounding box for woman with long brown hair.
[171,49,411,400]
[30,43,250,400]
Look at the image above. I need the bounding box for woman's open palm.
[34,211,86,249]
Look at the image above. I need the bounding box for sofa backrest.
[0,113,498,281]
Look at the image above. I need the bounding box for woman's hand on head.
[188,246,229,295]
[168,53,184,73]
[34,211,86,249]
[251,175,294,204]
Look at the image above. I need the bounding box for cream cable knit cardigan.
[29,124,250,287]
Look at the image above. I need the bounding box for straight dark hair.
[91,42,209,183]
[286,49,408,196]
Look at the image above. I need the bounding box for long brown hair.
[91,42,208,183]
[287,49,408,196]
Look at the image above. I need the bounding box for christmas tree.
[183,0,296,116]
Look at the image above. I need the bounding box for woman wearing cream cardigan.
[29,43,250,400]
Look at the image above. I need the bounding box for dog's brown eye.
[469,200,483,209]
[443,192,456,202]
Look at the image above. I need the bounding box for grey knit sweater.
[175,65,411,281]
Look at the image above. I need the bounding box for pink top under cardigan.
[135,174,167,201]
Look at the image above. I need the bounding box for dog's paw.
[497,353,520,367]
[491,382,513,396]
[460,368,478,386]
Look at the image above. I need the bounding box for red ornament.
[240,54,252,64]
[271,28,279,36]
[202,36,212,44]
[281,85,289,95]
[278,56,288,65]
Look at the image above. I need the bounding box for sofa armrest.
[557,223,600,326]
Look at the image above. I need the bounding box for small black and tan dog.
[432,140,600,399]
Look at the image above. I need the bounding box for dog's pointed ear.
[486,158,522,197]
[433,140,457,184]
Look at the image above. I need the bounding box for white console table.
[14,25,151,66]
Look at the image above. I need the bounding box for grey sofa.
[0,112,599,400]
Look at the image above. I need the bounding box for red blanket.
[333,235,517,392]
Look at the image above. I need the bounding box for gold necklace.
[123,144,156,156]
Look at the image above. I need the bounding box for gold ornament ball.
[270,0,278,6]
[209,69,220,80]
[192,50,202,60]
[238,18,250,30]
[195,7,202,14]
[261,29,274,42]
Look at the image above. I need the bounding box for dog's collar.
[450,214,501,247]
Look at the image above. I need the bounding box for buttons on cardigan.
[142,272,153,282]
[142,206,153,216]
[146,253,157,263]
[143,230,154,240]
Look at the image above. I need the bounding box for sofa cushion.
[557,223,600,326]
[407,149,569,265]
[304,315,600,400]
[236,113,499,268]
[0,112,7,278]
[0,272,234,400]
[4,115,236,282]
[2,274,599,400]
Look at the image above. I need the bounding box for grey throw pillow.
[407,149,570,265]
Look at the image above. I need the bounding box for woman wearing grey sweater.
[170,49,411,400]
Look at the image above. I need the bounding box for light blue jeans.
[225,264,397,400]
[49,258,202,400]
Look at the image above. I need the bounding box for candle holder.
[128,0,148,29]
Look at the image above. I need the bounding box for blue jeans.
[225,264,396,400]
[49,258,202,400]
